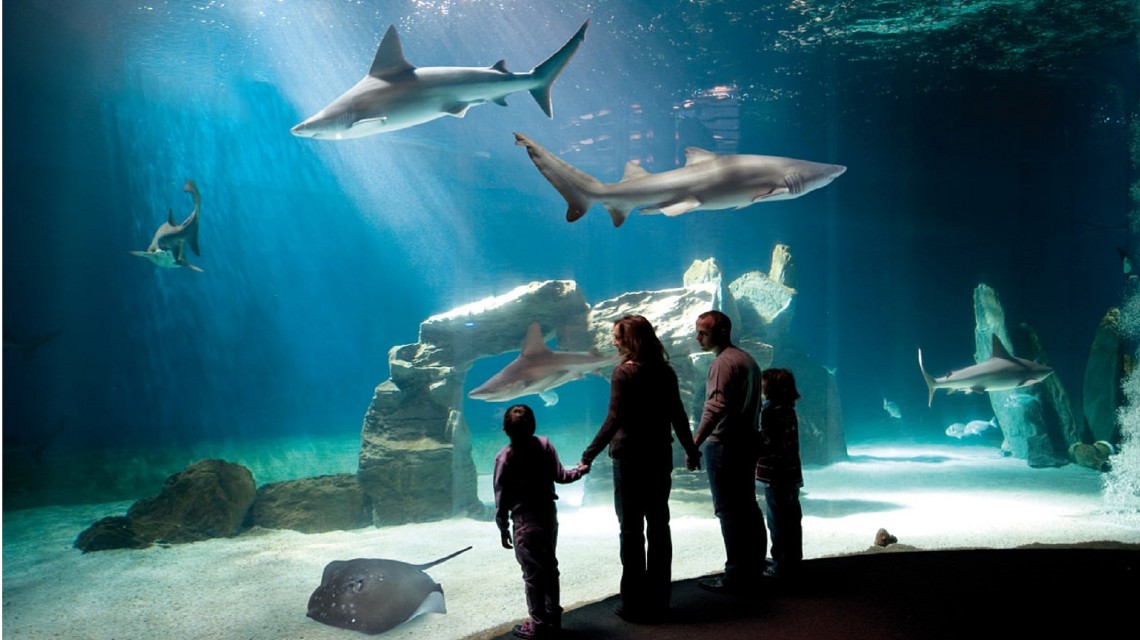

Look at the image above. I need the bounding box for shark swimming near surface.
[291,21,589,139]
[130,179,202,272]
[918,335,1054,407]
[513,132,846,227]
[468,322,617,406]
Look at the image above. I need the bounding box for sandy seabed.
[3,442,1139,640]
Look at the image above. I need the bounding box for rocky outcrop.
[769,347,848,465]
[1083,308,1124,443]
[358,280,588,526]
[729,244,797,345]
[357,250,847,523]
[973,284,1077,467]
[247,474,371,533]
[75,459,256,551]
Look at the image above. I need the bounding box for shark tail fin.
[528,20,588,118]
[918,348,935,407]
[515,132,602,224]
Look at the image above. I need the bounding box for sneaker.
[698,576,757,594]
[513,620,554,639]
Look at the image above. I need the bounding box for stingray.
[307,546,472,635]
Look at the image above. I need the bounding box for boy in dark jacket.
[756,368,804,578]
[494,404,589,639]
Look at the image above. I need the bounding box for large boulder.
[1083,308,1124,443]
[76,459,257,551]
[248,474,371,533]
[126,459,256,544]
[358,280,588,526]
[728,244,797,345]
[973,284,1076,467]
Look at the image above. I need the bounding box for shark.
[130,179,202,272]
[468,322,617,406]
[918,335,1054,407]
[513,132,846,227]
[291,21,589,139]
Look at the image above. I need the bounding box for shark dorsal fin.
[166,208,177,225]
[620,161,650,182]
[370,25,416,79]
[684,147,718,166]
[490,59,510,73]
[991,334,1014,360]
[520,322,552,358]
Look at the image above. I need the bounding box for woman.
[580,315,700,623]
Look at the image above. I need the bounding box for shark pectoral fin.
[659,197,701,217]
[752,187,790,202]
[539,390,559,407]
[444,103,471,117]
[603,205,632,227]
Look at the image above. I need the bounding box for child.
[755,368,804,578]
[493,404,589,639]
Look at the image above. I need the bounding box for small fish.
[882,398,902,419]
[945,417,997,439]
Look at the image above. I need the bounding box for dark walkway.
[482,545,1140,639]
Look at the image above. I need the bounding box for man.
[693,310,767,593]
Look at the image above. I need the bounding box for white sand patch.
[3,443,1138,639]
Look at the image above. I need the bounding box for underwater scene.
[3,0,1140,638]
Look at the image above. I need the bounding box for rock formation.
[356,250,846,523]
[75,458,256,551]
[1083,308,1124,443]
[358,280,588,526]
[973,284,1078,467]
[247,474,371,533]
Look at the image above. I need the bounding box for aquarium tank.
[3,1,1139,638]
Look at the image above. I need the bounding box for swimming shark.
[514,132,846,227]
[918,335,1054,407]
[468,322,617,406]
[291,21,589,139]
[130,179,202,272]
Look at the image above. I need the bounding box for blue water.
[3,1,1137,506]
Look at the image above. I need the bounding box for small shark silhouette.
[514,132,846,227]
[468,322,616,406]
[130,179,202,272]
[291,21,588,139]
[918,335,1054,407]
[3,329,62,357]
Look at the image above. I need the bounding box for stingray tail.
[415,546,473,570]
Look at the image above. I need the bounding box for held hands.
[576,462,591,474]
[500,530,513,550]
[685,449,703,471]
